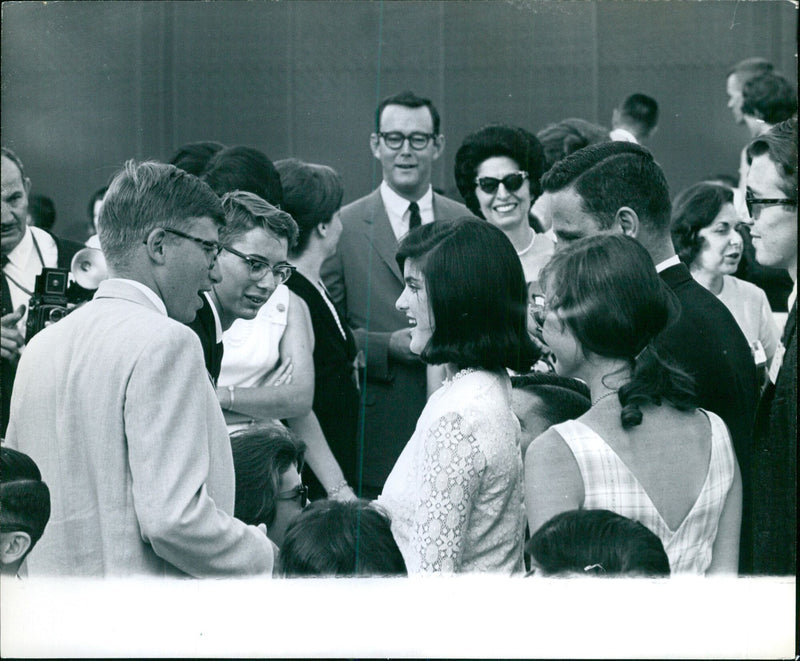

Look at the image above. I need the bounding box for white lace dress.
[376,369,525,574]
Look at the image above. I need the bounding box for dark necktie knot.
[408,201,421,230]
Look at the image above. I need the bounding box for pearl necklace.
[516,228,537,256]
[592,390,619,406]
[444,367,476,386]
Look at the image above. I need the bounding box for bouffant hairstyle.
[740,72,797,125]
[454,124,546,217]
[540,234,695,428]
[274,158,344,257]
[396,217,539,372]
[280,499,407,577]
[536,118,611,173]
[670,183,735,267]
[0,447,51,552]
[526,509,671,577]
[230,422,306,528]
[201,145,283,208]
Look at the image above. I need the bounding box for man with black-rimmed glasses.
[744,117,797,575]
[6,161,274,578]
[321,90,470,499]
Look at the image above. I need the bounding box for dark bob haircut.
[740,72,797,126]
[454,124,546,218]
[275,158,344,257]
[540,234,695,428]
[280,499,407,577]
[396,217,539,372]
[526,509,671,577]
[230,422,306,528]
[0,447,51,549]
[670,183,735,266]
[201,145,283,208]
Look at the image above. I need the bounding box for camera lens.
[48,308,68,324]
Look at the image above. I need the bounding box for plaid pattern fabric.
[552,410,735,575]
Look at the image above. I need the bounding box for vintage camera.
[25,249,107,341]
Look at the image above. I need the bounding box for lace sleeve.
[412,411,487,572]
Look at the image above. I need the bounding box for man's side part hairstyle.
[375,90,441,135]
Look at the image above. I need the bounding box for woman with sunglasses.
[525,234,742,575]
[376,218,539,573]
[188,190,355,502]
[671,182,779,375]
[455,124,554,306]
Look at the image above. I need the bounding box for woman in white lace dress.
[524,235,742,575]
[376,218,539,573]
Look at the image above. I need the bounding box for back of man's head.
[728,57,774,82]
[98,160,225,268]
[741,72,798,126]
[541,141,671,234]
[375,90,441,135]
[0,447,50,572]
[169,141,226,177]
[616,94,659,139]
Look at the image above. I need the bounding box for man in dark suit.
[743,117,797,575]
[538,141,758,571]
[321,91,470,498]
[1,147,84,436]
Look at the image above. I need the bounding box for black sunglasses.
[276,484,308,508]
[475,171,529,195]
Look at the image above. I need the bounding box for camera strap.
[2,233,46,299]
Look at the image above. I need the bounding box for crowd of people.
[1,57,796,579]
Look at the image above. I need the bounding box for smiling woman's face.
[395,257,433,356]
[475,156,532,235]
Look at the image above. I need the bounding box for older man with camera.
[1,148,84,436]
[6,160,274,577]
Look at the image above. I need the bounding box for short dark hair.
[746,117,798,199]
[671,183,735,266]
[1,146,27,181]
[511,372,591,427]
[740,72,797,125]
[541,141,672,234]
[454,124,546,217]
[99,160,225,267]
[375,90,440,135]
[536,118,611,173]
[526,509,671,577]
[274,158,344,257]
[0,447,51,551]
[219,190,298,248]
[280,499,407,577]
[230,422,306,528]
[618,94,659,137]
[169,140,226,177]
[540,234,695,428]
[396,218,539,372]
[27,194,56,231]
[87,186,108,221]
[727,57,774,80]
[201,146,283,208]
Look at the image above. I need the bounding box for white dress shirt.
[380,181,434,241]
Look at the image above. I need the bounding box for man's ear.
[431,134,445,162]
[23,177,32,195]
[0,531,32,566]
[316,222,328,238]
[615,207,640,238]
[143,228,169,265]
[369,133,381,159]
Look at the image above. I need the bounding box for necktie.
[408,201,422,231]
[1,255,12,316]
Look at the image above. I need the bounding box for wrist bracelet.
[327,480,349,497]
[227,385,235,411]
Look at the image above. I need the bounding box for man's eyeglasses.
[745,195,797,220]
[276,484,308,508]
[378,131,436,151]
[475,171,529,195]
[161,228,223,268]
[222,245,295,284]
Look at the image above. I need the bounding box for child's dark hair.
[539,234,696,427]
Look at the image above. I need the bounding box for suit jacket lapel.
[362,189,403,285]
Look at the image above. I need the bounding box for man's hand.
[388,328,419,364]
[1,305,26,362]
